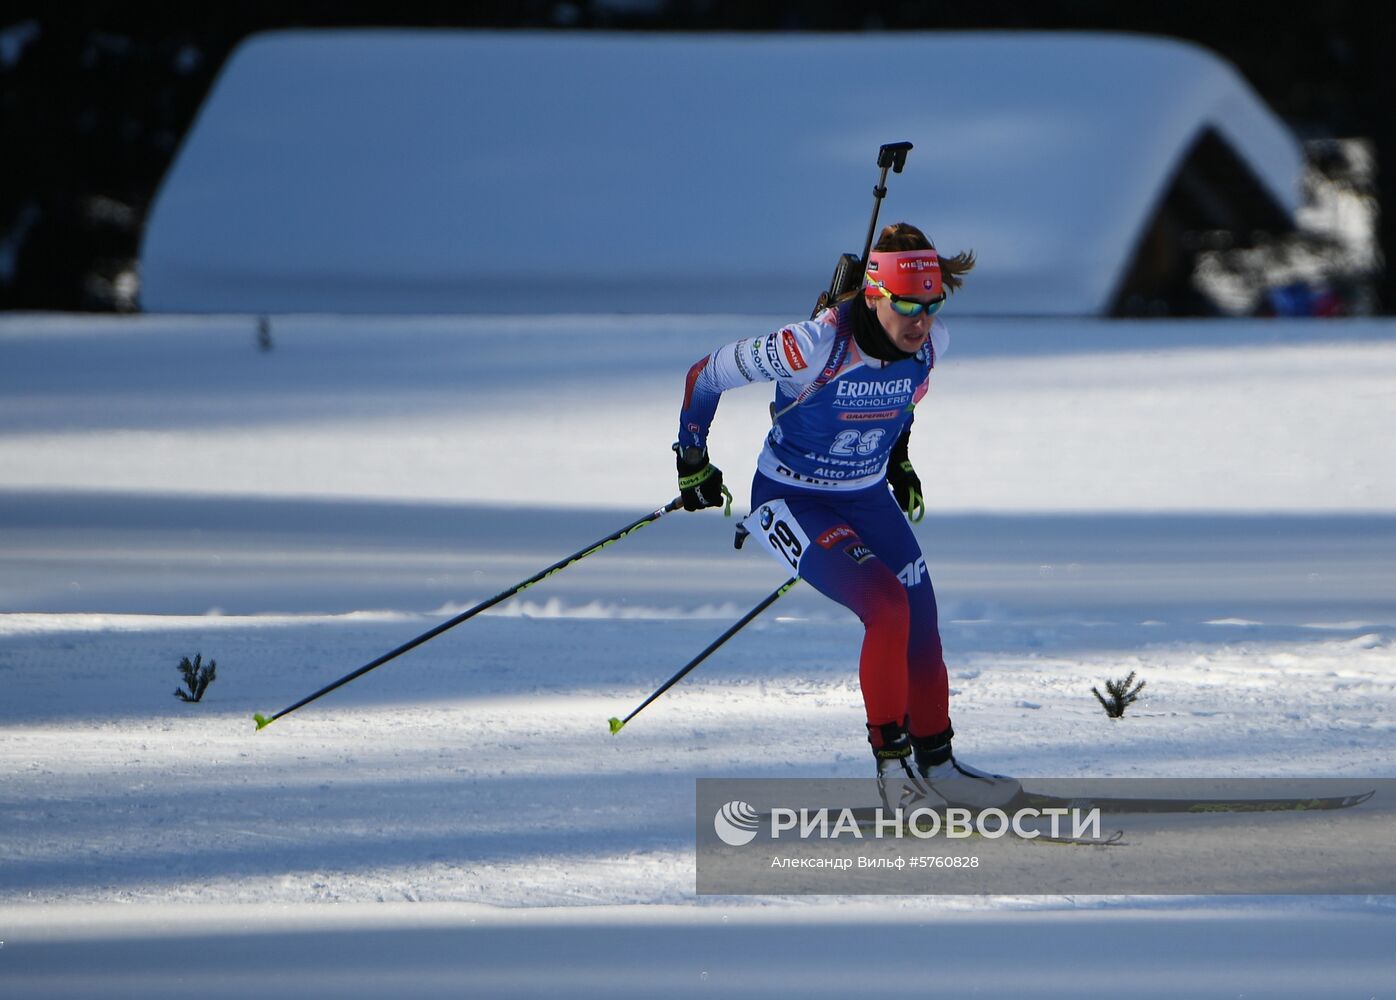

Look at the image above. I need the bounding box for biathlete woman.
[672,222,1019,809]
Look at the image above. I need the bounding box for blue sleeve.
[677,354,722,450]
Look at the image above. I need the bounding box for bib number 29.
[768,519,803,569]
[742,501,811,573]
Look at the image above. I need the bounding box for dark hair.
[873,222,975,293]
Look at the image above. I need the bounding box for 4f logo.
[897,557,929,587]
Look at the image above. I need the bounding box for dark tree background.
[3,1,1393,312]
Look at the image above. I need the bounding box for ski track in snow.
[2,313,1395,995]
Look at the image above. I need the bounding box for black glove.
[887,429,925,522]
[674,444,728,512]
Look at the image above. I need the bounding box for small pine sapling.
[1092,670,1145,718]
[174,653,217,702]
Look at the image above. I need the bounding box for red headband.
[864,250,943,300]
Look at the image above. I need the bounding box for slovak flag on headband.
[864,249,942,300]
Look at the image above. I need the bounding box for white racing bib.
[739,499,811,574]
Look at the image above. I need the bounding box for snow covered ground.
[2,312,1395,996]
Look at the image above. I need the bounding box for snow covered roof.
[139,31,1303,316]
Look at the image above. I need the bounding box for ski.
[1011,788,1375,815]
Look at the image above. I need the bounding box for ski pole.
[608,577,799,734]
[254,497,685,731]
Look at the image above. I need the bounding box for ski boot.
[869,721,928,812]
[912,725,1021,810]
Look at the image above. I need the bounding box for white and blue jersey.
[676,301,949,491]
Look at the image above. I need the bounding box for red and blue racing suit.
[676,301,951,737]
